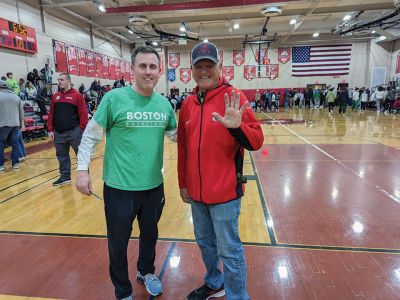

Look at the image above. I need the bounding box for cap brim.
[192,56,219,65]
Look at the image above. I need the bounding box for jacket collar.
[193,77,231,104]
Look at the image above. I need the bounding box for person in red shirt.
[48,73,88,186]
[178,42,264,300]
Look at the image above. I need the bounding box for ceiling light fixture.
[289,18,297,25]
[204,38,209,42]
[313,32,319,38]
[233,23,240,29]
[371,30,376,34]
[152,41,158,46]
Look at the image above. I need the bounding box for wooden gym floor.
[1,108,400,299]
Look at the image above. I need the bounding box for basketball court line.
[249,153,277,245]
[262,112,400,204]
[1,232,400,254]
[0,155,103,199]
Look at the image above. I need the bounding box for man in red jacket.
[48,73,88,186]
[178,42,264,300]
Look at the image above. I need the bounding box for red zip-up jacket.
[48,88,88,133]
[178,79,264,204]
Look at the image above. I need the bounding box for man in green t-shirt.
[76,46,177,300]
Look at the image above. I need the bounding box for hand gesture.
[212,90,249,129]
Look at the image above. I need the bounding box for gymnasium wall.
[0,0,147,91]
[163,40,396,94]
[389,39,400,80]
[368,41,393,88]
[0,0,398,96]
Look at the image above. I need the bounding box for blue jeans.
[191,198,249,300]
[376,99,382,112]
[0,126,20,166]
[17,130,26,158]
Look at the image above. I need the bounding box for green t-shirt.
[94,86,177,191]
[326,91,336,103]
[6,78,19,95]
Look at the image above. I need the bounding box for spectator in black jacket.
[27,69,41,87]
[35,83,52,118]
[338,88,349,115]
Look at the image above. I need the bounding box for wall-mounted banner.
[180,68,191,83]
[169,53,180,69]
[168,69,176,82]
[77,48,87,77]
[244,65,257,81]
[218,50,223,63]
[270,64,279,80]
[222,66,234,82]
[102,56,109,79]
[278,47,291,64]
[233,50,245,66]
[160,54,165,74]
[66,45,78,75]
[396,53,400,74]
[54,41,68,73]
[95,53,103,78]
[255,49,268,64]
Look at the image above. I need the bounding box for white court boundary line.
[262,112,400,204]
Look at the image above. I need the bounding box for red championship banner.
[115,59,121,79]
[77,48,87,77]
[160,54,165,74]
[102,56,109,79]
[256,49,269,64]
[109,57,116,80]
[120,60,125,78]
[114,59,121,80]
[233,50,245,66]
[169,53,180,69]
[130,64,135,82]
[125,61,131,81]
[222,66,234,82]
[396,53,400,74]
[180,68,191,83]
[270,64,279,80]
[278,47,291,64]
[86,51,96,77]
[54,41,68,73]
[244,65,256,81]
[95,53,103,78]
[218,50,223,63]
[66,45,78,75]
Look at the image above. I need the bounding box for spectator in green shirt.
[326,88,336,116]
[6,72,20,96]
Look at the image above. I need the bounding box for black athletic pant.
[360,102,365,110]
[104,183,165,299]
[328,102,334,113]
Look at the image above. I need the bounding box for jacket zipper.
[198,100,204,202]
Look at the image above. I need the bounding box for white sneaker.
[0,165,5,172]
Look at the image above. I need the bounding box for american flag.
[291,44,352,77]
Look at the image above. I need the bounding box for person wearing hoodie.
[178,42,264,300]
[48,73,88,186]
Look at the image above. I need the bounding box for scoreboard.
[0,17,38,54]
